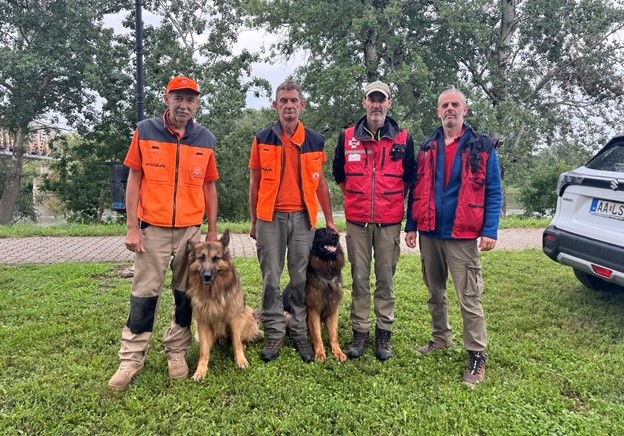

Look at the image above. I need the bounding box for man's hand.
[205,228,218,242]
[125,227,145,253]
[249,221,257,240]
[479,236,496,251]
[405,231,417,249]
[325,221,339,234]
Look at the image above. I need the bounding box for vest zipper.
[172,137,181,227]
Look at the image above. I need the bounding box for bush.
[518,161,571,217]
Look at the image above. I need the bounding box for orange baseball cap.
[166,76,200,94]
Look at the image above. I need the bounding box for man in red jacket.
[405,88,502,386]
[332,80,415,361]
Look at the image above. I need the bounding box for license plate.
[589,198,624,220]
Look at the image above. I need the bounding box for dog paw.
[334,351,348,363]
[314,351,327,362]
[191,370,207,382]
[235,358,250,369]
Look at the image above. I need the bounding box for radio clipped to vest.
[390,143,406,161]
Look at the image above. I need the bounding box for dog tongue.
[324,245,337,253]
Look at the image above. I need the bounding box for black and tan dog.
[186,229,263,381]
[304,227,347,362]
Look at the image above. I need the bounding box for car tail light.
[591,264,613,278]
[543,233,556,250]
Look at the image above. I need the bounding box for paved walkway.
[0,228,544,265]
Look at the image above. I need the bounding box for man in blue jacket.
[405,88,502,385]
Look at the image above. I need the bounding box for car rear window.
[586,141,624,173]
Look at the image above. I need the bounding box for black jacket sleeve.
[332,130,346,184]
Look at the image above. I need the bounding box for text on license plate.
[589,198,624,220]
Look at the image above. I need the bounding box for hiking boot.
[416,340,450,355]
[108,362,143,390]
[292,337,314,363]
[346,330,369,359]
[375,327,393,361]
[260,337,284,362]
[167,354,189,380]
[463,351,487,386]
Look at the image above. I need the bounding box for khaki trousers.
[117,225,200,365]
[419,234,487,351]
[345,222,401,332]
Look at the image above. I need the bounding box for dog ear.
[220,228,230,248]
[187,240,197,260]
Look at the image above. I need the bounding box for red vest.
[411,134,495,238]
[343,127,408,224]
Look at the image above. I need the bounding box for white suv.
[543,135,624,291]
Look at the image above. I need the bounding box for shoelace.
[294,340,311,351]
[468,353,486,374]
[118,363,132,375]
[265,338,282,350]
[169,356,184,366]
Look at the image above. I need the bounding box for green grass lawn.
[1,250,623,434]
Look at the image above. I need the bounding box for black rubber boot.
[375,327,393,361]
[346,330,369,359]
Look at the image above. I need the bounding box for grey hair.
[438,88,467,105]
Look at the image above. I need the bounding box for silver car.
[543,135,624,291]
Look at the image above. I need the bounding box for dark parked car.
[543,135,624,291]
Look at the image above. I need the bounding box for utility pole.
[136,0,145,122]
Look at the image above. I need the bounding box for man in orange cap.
[108,75,219,390]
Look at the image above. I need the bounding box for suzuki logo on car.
[610,179,621,191]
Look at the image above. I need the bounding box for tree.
[243,0,624,201]
[0,157,37,223]
[217,107,275,221]
[0,0,123,224]
[431,0,624,186]
[243,0,456,138]
[36,0,272,222]
[40,133,112,223]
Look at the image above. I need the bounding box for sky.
[102,11,303,109]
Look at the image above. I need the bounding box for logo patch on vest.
[191,167,203,179]
[312,172,320,181]
[349,138,360,148]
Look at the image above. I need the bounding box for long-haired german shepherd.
[305,227,347,362]
[186,229,263,382]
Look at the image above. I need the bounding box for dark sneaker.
[416,340,450,355]
[463,351,487,386]
[346,330,370,359]
[292,337,314,363]
[260,337,284,362]
[375,327,393,361]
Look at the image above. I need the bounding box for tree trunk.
[0,127,27,224]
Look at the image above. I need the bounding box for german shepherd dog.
[186,229,263,382]
[304,227,347,362]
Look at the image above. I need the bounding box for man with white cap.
[108,75,219,390]
[332,80,415,361]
